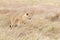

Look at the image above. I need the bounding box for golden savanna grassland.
[0,0,60,40]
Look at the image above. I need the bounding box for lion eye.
[26,13,29,16]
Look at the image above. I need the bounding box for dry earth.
[0,0,60,40]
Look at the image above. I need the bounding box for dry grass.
[0,0,60,40]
